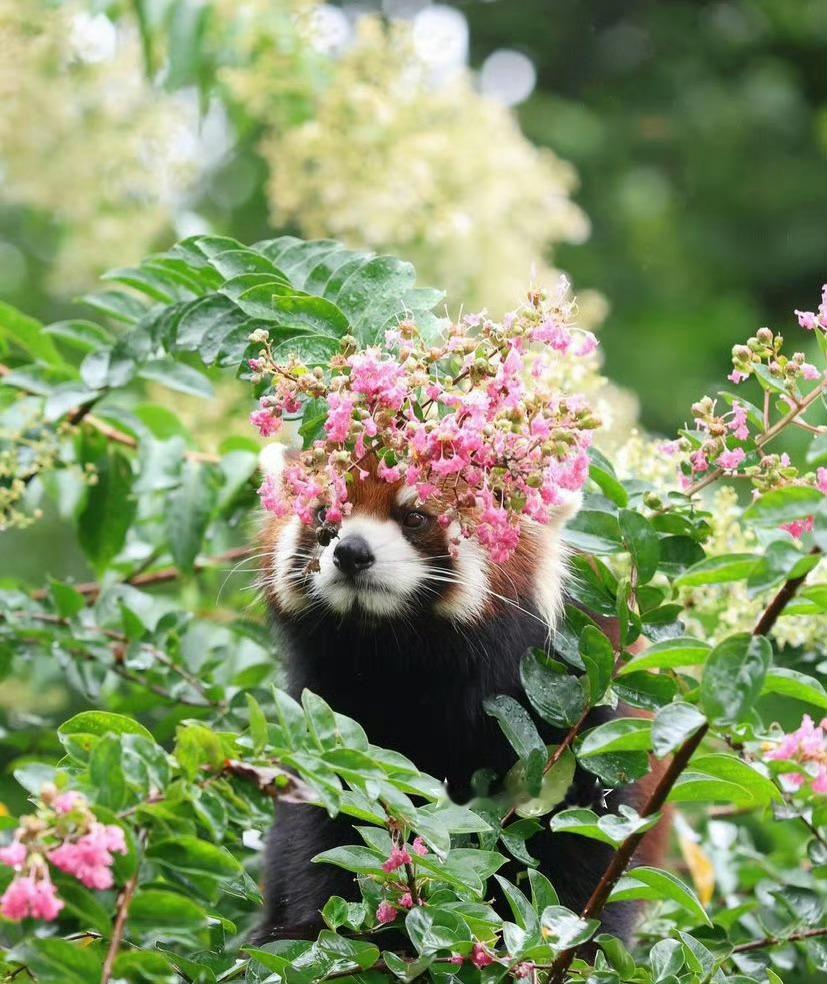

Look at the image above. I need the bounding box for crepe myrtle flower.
[0,786,126,922]
[763,715,827,795]
[251,281,598,562]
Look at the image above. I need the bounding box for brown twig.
[731,925,827,954]
[30,545,254,602]
[752,547,821,637]
[547,547,818,983]
[682,378,826,498]
[101,838,143,983]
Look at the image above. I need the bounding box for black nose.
[333,535,375,575]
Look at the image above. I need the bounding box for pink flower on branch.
[376,900,398,924]
[252,281,598,562]
[0,873,64,922]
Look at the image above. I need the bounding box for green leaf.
[669,753,781,807]
[619,637,711,675]
[652,702,706,758]
[700,633,771,726]
[246,693,269,752]
[13,939,103,984]
[609,866,711,925]
[550,805,659,847]
[539,905,599,950]
[129,889,209,933]
[165,461,219,572]
[579,749,650,787]
[483,695,546,759]
[589,458,628,507]
[650,939,685,980]
[138,358,214,398]
[579,718,653,757]
[49,579,86,618]
[613,670,678,710]
[564,510,623,553]
[760,667,827,709]
[312,845,385,874]
[59,711,152,742]
[619,509,660,582]
[89,733,126,810]
[147,836,242,878]
[520,651,587,727]
[77,449,135,572]
[674,553,758,587]
[0,300,63,365]
[404,906,473,954]
[317,931,380,970]
[507,747,577,819]
[528,868,559,911]
[579,626,614,702]
[744,485,824,527]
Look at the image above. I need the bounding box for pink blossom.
[0,875,64,922]
[728,369,748,384]
[412,836,427,857]
[376,900,397,924]
[449,956,464,966]
[717,447,746,471]
[471,944,494,969]
[48,823,126,891]
[764,715,827,797]
[382,845,412,873]
[54,791,85,814]
[400,892,414,909]
[0,841,26,868]
[690,450,709,473]
[781,516,814,539]
[817,467,827,495]
[728,404,749,441]
[325,391,357,443]
[513,962,535,978]
[248,357,265,373]
[800,362,821,381]
[250,408,281,437]
[258,474,289,517]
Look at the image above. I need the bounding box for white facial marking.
[311,514,428,617]
[395,486,420,509]
[533,491,582,629]
[434,525,489,623]
[271,516,310,613]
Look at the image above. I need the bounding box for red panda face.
[259,445,580,625]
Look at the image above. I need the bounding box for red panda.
[253,446,667,944]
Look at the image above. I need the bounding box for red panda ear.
[548,490,582,529]
[258,443,300,485]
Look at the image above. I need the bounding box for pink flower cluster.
[373,837,429,924]
[674,289,826,507]
[763,714,827,795]
[794,283,827,332]
[0,787,126,922]
[250,281,598,562]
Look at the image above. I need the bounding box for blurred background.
[2,0,825,437]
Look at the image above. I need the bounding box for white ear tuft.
[259,442,288,482]
[551,490,582,527]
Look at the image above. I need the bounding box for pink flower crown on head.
[249,280,600,562]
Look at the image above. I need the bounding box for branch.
[731,926,827,954]
[752,547,821,637]
[30,545,254,602]
[547,549,818,983]
[683,378,826,498]
[101,843,142,983]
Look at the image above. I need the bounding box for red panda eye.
[403,510,429,530]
